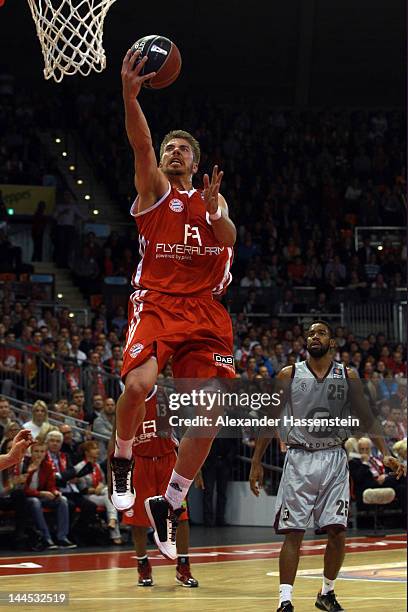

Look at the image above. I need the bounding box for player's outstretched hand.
[203,165,224,215]
[0,429,33,470]
[249,461,264,497]
[383,455,406,479]
[121,49,156,100]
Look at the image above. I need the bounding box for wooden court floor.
[0,535,406,611]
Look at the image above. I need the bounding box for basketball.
[131,35,182,89]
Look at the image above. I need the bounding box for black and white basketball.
[131,35,182,89]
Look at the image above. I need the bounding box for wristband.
[209,206,222,221]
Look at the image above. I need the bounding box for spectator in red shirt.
[387,351,406,377]
[22,440,76,549]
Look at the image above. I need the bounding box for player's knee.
[124,375,152,404]
[327,527,346,546]
[285,531,304,548]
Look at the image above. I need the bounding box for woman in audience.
[76,440,122,544]
[22,400,49,439]
[22,440,76,549]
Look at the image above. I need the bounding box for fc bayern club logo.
[169,198,184,213]
[129,343,144,358]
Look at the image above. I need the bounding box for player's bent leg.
[145,436,218,560]
[132,526,153,586]
[145,379,223,560]
[277,531,304,612]
[166,377,225,506]
[175,520,198,588]
[115,358,158,446]
[315,527,346,611]
[173,436,214,480]
[109,359,158,511]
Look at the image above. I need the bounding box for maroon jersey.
[132,386,177,457]
[130,183,233,297]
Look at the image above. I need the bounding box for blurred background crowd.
[0,81,406,551]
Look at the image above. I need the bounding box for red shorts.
[122,290,235,380]
[122,451,189,527]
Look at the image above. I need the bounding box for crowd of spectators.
[345,436,406,526]
[75,97,406,296]
[0,88,406,546]
[0,394,122,549]
[1,87,406,299]
[0,86,63,188]
[0,297,406,547]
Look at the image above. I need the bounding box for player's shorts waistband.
[131,288,216,301]
[133,452,176,461]
[287,444,344,453]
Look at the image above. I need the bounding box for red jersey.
[0,345,22,369]
[130,183,233,297]
[132,386,177,457]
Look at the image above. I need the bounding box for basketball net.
[26,0,117,83]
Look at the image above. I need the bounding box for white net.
[26,0,117,83]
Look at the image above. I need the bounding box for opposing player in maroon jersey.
[123,386,198,587]
[109,49,236,559]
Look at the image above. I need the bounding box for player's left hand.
[383,455,406,479]
[203,165,224,214]
[249,461,264,497]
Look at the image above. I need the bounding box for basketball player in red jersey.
[123,385,198,587]
[109,49,236,559]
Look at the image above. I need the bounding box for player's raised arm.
[203,166,236,247]
[347,367,406,478]
[121,49,168,205]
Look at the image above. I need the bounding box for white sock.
[165,470,193,510]
[114,434,133,459]
[321,576,335,595]
[279,584,293,605]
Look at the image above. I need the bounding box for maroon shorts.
[122,451,189,527]
[121,289,235,380]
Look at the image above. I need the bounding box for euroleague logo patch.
[213,353,235,369]
[169,198,184,213]
[129,343,144,358]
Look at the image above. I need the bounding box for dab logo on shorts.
[169,198,184,213]
[129,343,144,358]
[213,353,235,369]
[282,508,290,521]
